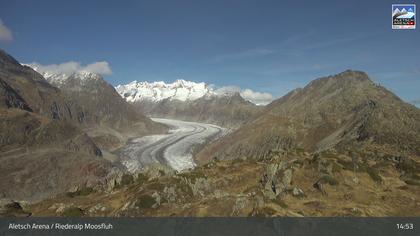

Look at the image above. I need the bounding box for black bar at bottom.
[0,217,419,236]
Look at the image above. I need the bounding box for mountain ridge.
[136,92,263,128]
[197,70,420,164]
[26,63,168,150]
[116,79,216,103]
[0,49,117,202]
[116,79,273,105]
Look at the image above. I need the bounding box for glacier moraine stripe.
[119,118,225,172]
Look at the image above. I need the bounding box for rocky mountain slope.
[117,79,262,128]
[0,49,120,202]
[27,65,167,150]
[0,51,75,121]
[197,70,420,163]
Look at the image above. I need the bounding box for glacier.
[118,118,226,172]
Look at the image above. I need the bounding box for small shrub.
[62,207,84,217]
[137,173,148,183]
[295,147,305,154]
[147,182,165,191]
[260,207,277,215]
[411,174,420,180]
[331,162,342,173]
[176,181,194,198]
[319,175,339,186]
[135,195,156,209]
[65,187,94,198]
[232,158,244,164]
[366,167,383,183]
[336,159,354,171]
[177,171,206,182]
[78,187,94,196]
[320,151,337,159]
[272,198,288,208]
[251,207,277,216]
[121,174,134,186]
[404,179,420,186]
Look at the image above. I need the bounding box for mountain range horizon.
[1,47,420,217]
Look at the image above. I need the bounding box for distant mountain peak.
[310,70,372,86]
[73,70,102,79]
[116,80,217,103]
[24,64,102,86]
[116,79,272,105]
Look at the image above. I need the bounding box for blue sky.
[0,0,419,104]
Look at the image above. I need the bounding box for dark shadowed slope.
[27,65,168,151]
[0,49,116,202]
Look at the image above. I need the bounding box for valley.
[118,118,226,172]
[0,49,419,217]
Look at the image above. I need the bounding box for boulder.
[292,187,305,198]
[260,161,293,199]
[188,177,212,197]
[151,192,161,208]
[231,197,251,216]
[163,186,177,203]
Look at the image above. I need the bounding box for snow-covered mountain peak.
[72,70,102,80]
[115,80,216,102]
[116,79,275,105]
[25,63,102,86]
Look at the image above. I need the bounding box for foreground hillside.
[21,149,420,217]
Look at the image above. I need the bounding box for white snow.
[118,118,226,172]
[116,79,275,105]
[115,79,217,102]
[24,64,102,86]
